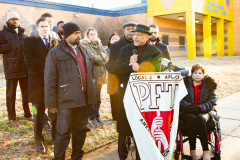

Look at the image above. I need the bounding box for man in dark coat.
[106,21,137,160]
[106,21,137,121]
[44,22,97,160]
[149,24,171,60]
[0,11,32,126]
[23,18,58,153]
[115,24,162,160]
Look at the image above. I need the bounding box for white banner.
[123,72,187,160]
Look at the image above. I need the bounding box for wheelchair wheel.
[210,131,221,160]
[174,149,182,160]
[216,120,222,142]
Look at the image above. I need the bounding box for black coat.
[106,36,132,95]
[180,76,217,116]
[44,40,97,110]
[115,42,162,135]
[0,26,27,79]
[23,34,58,103]
[155,38,171,60]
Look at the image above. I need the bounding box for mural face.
[224,0,231,12]
[160,0,176,9]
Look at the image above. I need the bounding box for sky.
[45,0,142,9]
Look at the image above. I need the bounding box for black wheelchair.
[174,109,221,160]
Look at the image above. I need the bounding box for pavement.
[84,91,240,160]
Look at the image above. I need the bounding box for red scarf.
[137,45,144,56]
[193,82,203,107]
[66,42,87,92]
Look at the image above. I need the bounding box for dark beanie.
[63,22,81,38]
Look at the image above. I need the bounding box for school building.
[0,0,239,58]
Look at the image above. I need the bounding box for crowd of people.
[0,10,217,160]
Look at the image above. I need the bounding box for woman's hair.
[108,33,120,48]
[191,64,205,75]
[85,27,98,38]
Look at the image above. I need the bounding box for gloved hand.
[188,105,199,115]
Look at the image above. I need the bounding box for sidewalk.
[84,91,240,160]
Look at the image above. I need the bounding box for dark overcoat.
[0,26,27,79]
[23,34,58,103]
[180,76,217,117]
[155,38,171,61]
[106,36,131,95]
[44,40,97,110]
[115,42,162,136]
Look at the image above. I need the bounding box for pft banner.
[123,72,187,160]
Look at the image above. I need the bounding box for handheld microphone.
[132,49,137,55]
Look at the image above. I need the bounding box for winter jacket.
[115,42,162,136]
[80,37,109,85]
[0,26,27,79]
[23,34,59,103]
[106,36,132,94]
[44,40,97,110]
[180,76,217,116]
[153,38,171,61]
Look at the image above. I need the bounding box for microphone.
[132,49,137,55]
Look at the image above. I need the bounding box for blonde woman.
[80,27,109,126]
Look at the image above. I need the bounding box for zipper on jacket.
[65,48,84,92]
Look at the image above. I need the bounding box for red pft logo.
[141,110,174,153]
[130,80,179,154]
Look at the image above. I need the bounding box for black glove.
[188,105,199,115]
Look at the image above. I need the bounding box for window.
[179,36,185,50]
[162,35,169,45]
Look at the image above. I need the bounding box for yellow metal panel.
[193,0,233,21]
[148,0,234,21]
[228,21,234,56]
[186,11,196,59]
[217,18,224,57]
[203,15,212,58]
[148,0,187,17]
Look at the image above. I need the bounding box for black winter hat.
[132,24,152,35]
[63,22,81,38]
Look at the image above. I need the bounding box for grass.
[0,56,240,159]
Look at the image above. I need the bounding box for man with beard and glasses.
[149,24,171,60]
[0,11,33,126]
[44,22,97,160]
[56,21,64,40]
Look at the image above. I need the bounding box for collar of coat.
[80,37,102,48]
[3,25,25,35]
[183,75,217,92]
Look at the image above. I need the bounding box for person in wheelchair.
[180,64,217,160]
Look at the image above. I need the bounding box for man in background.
[31,12,59,40]
[0,11,33,126]
[23,18,58,153]
[31,12,59,130]
[106,21,137,160]
[56,21,64,40]
[149,24,171,60]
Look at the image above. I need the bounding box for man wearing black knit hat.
[44,22,97,159]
